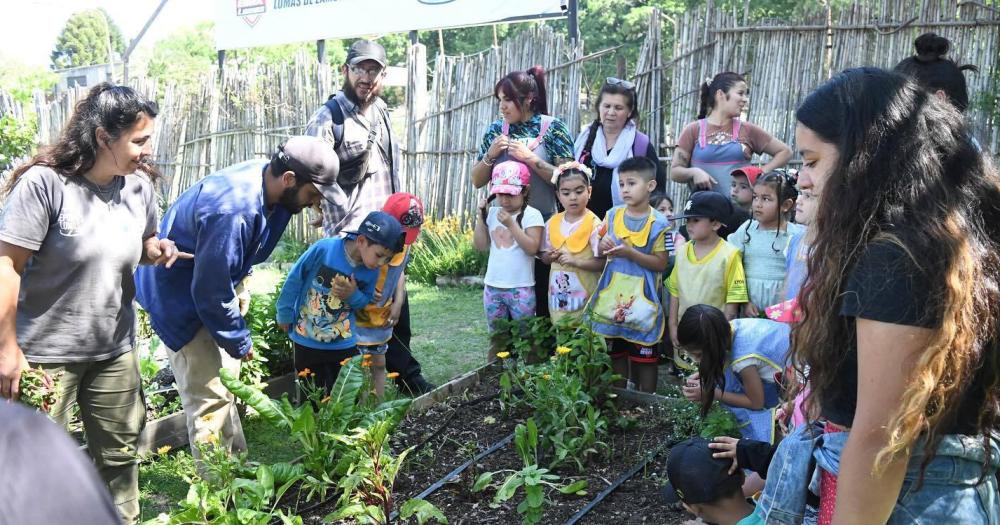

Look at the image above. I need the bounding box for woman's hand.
[0,342,29,400]
[743,302,760,318]
[486,134,510,162]
[506,140,537,164]
[690,168,718,190]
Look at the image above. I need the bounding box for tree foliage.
[50,9,126,70]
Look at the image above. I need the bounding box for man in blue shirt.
[135,136,340,456]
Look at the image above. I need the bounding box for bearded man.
[304,39,435,396]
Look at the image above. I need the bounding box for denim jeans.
[761,425,1000,524]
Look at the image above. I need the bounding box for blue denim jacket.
[759,425,1000,524]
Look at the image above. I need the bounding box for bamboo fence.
[5,1,999,227]
[665,0,1000,207]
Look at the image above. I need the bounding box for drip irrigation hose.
[267,390,520,524]
[389,431,516,521]
[561,438,680,525]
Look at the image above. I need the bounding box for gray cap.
[276,136,341,204]
[347,39,387,67]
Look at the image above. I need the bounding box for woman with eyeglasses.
[670,72,791,205]
[0,83,185,524]
[472,66,576,318]
[574,77,666,221]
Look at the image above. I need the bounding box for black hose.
[388,432,516,521]
[561,439,679,525]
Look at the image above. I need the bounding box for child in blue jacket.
[276,211,404,391]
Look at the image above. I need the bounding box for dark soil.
[300,364,694,524]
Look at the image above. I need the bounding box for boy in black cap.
[275,211,404,392]
[666,191,749,370]
[663,437,764,525]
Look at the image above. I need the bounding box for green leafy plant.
[408,215,487,285]
[0,114,36,170]
[243,279,295,380]
[143,440,305,525]
[220,356,411,491]
[471,419,587,525]
[18,367,62,412]
[324,420,447,525]
[660,385,742,442]
[497,317,619,472]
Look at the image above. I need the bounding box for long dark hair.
[494,66,549,116]
[677,304,733,417]
[698,72,745,119]
[793,67,1000,477]
[741,171,798,252]
[5,83,159,194]
[580,80,639,164]
[894,33,978,113]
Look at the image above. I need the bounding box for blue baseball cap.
[346,211,404,252]
[661,437,743,505]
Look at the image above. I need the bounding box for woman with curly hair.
[766,67,1000,524]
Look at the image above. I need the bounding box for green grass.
[406,282,489,385]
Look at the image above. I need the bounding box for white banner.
[217,0,566,51]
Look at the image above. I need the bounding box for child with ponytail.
[474,160,545,361]
[670,72,791,236]
[727,171,803,316]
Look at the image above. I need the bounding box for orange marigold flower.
[386,372,400,379]
[297,368,312,378]
[339,357,352,366]
[361,361,372,367]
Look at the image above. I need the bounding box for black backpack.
[323,95,395,191]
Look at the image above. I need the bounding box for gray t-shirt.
[0,166,157,363]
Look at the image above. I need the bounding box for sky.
[1,0,213,67]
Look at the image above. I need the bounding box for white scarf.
[574,121,637,207]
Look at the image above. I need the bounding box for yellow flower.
[386,372,400,379]
[297,368,313,378]
[157,445,172,455]
[362,361,371,368]
[556,346,572,356]
[496,351,510,359]
[339,357,352,366]
[363,353,373,361]
[201,433,219,445]
[200,413,215,423]
[542,374,551,380]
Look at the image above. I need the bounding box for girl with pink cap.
[473,160,545,362]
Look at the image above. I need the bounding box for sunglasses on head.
[606,77,636,90]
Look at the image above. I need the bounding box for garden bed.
[296,363,692,524]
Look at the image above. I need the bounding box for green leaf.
[495,473,524,502]
[291,405,316,436]
[524,483,544,507]
[559,479,588,494]
[323,502,366,522]
[399,499,449,525]
[471,471,494,492]
[256,464,274,499]
[219,368,290,428]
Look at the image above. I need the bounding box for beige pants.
[39,350,145,524]
[168,283,250,458]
